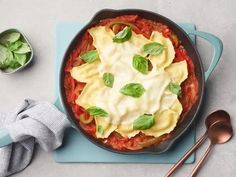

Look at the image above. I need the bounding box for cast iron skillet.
[59,9,223,154]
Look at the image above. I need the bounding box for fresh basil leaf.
[14,53,27,66]
[80,50,98,63]
[133,114,155,130]
[13,43,31,54]
[7,50,14,61]
[0,44,9,62]
[113,26,132,43]
[132,54,148,74]
[143,42,166,55]
[8,41,23,51]
[0,32,21,44]
[120,83,145,98]
[9,60,21,69]
[103,72,114,88]
[0,59,8,69]
[97,125,104,135]
[4,57,20,69]
[0,45,16,69]
[87,106,108,117]
[0,62,6,69]
[167,82,181,96]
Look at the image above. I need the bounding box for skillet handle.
[184,29,223,81]
[0,128,13,148]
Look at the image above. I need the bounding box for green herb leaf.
[132,54,148,74]
[87,106,108,117]
[0,63,5,69]
[97,125,104,135]
[0,44,9,62]
[133,114,155,130]
[0,32,21,44]
[0,44,15,69]
[143,42,166,55]
[8,41,23,51]
[9,60,20,69]
[113,26,132,43]
[13,43,31,54]
[80,50,98,63]
[167,82,181,96]
[103,72,114,88]
[120,83,145,98]
[14,53,27,66]
[4,57,20,69]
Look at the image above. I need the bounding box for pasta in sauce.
[64,15,198,151]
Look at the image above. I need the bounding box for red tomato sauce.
[64,15,198,151]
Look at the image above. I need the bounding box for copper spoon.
[189,122,233,177]
[205,110,231,128]
[165,110,232,177]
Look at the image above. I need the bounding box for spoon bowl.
[205,110,231,128]
[208,123,233,144]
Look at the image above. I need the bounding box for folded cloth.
[0,99,70,177]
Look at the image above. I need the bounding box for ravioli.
[71,26,188,138]
[71,60,100,83]
[165,60,188,84]
[143,108,180,137]
[148,31,175,69]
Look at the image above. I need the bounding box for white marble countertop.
[0,0,235,176]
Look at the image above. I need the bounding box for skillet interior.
[59,9,205,154]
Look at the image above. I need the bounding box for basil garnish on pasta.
[133,114,155,130]
[103,72,114,88]
[132,54,148,74]
[97,125,105,135]
[143,42,166,55]
[120,83,145,98]
[87,106,108,117]
[167,82,181,96]
[113,26,132,43]
[80,50,98,63]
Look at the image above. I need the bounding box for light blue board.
[54,22,196,163]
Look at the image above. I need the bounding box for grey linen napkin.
[0,99,70,177]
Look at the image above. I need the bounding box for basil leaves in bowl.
[0,29,33,74]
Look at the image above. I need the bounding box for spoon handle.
[165,132,208,177]
[189,143,214,177]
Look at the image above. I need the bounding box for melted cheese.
[71,26,188,138]
[89,26,149,66]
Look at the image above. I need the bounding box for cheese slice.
[71,26,188,138]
